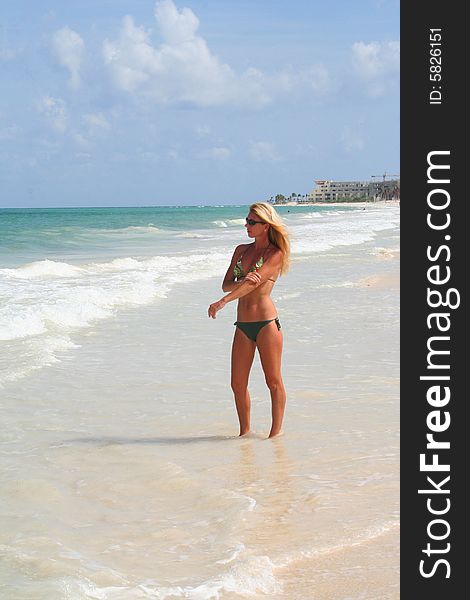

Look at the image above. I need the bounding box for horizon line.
[0,202,255,210]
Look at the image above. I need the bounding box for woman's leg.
[231,327,256,436]
[256,322,286,438]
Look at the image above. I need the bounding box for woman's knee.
[231,379,248,395]
[265,376,283,393]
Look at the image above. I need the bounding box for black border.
[401,3,464,596]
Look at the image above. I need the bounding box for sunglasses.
[246,218,265,226]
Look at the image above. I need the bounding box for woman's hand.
[208,298,227,319]
[244,271,262,286]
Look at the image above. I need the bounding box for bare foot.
[268,430,284,439]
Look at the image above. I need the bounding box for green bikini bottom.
[234,318,281,342]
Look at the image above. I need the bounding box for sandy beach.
[0,204,399,599]
[279,200,400,208]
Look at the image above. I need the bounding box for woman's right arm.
[222,245,245,292]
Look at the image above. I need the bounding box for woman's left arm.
[208,250,282,319]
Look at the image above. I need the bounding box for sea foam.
[0,251,229,383]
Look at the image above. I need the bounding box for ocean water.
[0,203,400,599]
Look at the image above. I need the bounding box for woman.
[208,202,290,438]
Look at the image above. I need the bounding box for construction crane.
[371,172,400,182]
[371,173,400,201]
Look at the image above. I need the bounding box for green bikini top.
[233,254,264,280]
[233,247,277,283]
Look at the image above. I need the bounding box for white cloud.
[194,125,211,136]
[249,141,279,162]
[205,146,231,160]
[273,64,334,96]
[71,132,89,147]
[301,64,333,94]
[83,112,110,133]
[351,40,399,97]
[51,26,85,89]
[102,0,328,109]
[102,2,267,108]
[103,16,156,93]
[352,41,399,79]
[154,0,199,44]
[37,96,68,133]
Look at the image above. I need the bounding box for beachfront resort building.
[305,179,400,203]
[269,178,400,204]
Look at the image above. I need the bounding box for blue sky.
[0,0,399,207]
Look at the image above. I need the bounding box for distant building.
[305,179,400,202]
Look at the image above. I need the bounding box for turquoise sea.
[0,204,361,266]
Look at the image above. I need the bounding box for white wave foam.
[1,253,228,340]
[0,312,47,339]
[215,543,245,565]
[1,335,80,385]
[276,520,399,568]
[0,252,229,382]
[317,281,355,289]
[4,260,84,279]
[276,292,302,301]
[175,232,207,239]
[48,553,281,600]
[209,218,245,229]
[140,555,281,599]
[90,225,161,235]
[298,212,323,219]
[372,246,400,259]
[290,207,399,255]
[121,225,160,233]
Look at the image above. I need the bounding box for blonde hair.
[249,202,290,274]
